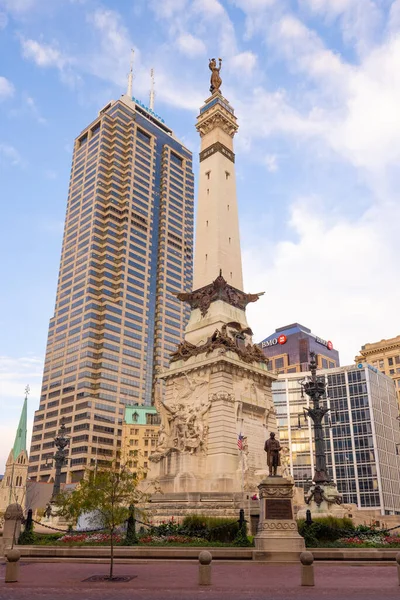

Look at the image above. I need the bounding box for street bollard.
[396,553,400,585]
[198,550,212,586]
[300,551,314,586]
[5,548,21,583]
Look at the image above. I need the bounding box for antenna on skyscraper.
[149,68,155,110]
[127,49,134,97]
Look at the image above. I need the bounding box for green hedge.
[180,515,240,543]
[297,516,355,547]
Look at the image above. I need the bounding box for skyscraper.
[28,90,194,484]
[273,364,400,514]
[260,323,340,374]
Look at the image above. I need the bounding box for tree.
[58,463,149,579]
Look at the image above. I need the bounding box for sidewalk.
[1,560,399,600]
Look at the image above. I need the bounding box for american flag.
[237,433,244,451]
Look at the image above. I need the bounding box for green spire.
[13,387,28,460]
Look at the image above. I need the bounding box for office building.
[273,364,400,514]
[121,405,160,476]
[356,335,400,406]
[260,323,340,373]
[28,90,194,484]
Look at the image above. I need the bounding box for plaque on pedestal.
[254,476,305,562]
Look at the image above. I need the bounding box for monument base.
[254,476,305,562]
[297,482,346,520]
[41,502,71,531]
[142,491,249,524]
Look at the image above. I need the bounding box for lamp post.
[50,420,70,501]
[300,352,331,485]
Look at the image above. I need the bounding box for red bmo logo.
[278,335,287,345]
[327,341,333,350]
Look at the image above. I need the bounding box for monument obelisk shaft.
[194,86,243,291]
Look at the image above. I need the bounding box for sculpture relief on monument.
[145,60,278,518]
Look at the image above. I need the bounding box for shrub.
[180,515,240,543]
[298,517,354,547]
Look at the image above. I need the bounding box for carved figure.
[264,432,281,477]
[242,436,249,473]
[280,446,290,478]
[170,326,268,366]
[152,392,211,459]
[305,484,343,507]
[209,58,222,94]
[156,425,168,453]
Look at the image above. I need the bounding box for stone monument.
[145,60,278,520]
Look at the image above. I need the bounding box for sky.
[0,0,399,472]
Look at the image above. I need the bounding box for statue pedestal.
[297,482,346,520]
[41,502,70,531]
[254,477,305,562]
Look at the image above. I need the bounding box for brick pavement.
[0,561,399,600]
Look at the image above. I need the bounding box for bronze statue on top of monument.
[209,58,222,94]
[264,432,282,477]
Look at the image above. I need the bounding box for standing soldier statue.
[264,432,282,477]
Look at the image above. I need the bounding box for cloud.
[265,153,278,171]
[0,75,14,100]
[20,37,68,69]
[25,95,46,124]
[150,0,188,18]
[0,143,23,166]
[0,0,36,13]
[0,11,7,28]
[229,51,257,75]
[244,196,399,366]
[176,32,206,57]
[299,0,383,55]
[9,94,47,124]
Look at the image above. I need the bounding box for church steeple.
[12,386,28,460]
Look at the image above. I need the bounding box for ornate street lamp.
[297,352,343,514]
[300,352,331,485]
[50,420,70,501]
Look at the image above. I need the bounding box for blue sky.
[1,0,399,470]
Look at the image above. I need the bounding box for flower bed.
[58,533,122,545]
[337,534,400,548]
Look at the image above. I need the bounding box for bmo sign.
[261,334,287,349]
[315,336,333,351]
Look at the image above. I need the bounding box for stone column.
[254,477,305,562]
[3,503,23,550]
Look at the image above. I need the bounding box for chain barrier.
[31,518,107,535]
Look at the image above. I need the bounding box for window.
[137,128,150,144]
[389,357,394,366]
[206,171,210,179]
[275,357,284,369]
[170,152,182,167]
[225,171,230,179]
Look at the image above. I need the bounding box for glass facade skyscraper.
[28,94,194,484]
[273,364,400,514]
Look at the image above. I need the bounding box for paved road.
[0,561,399,600]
